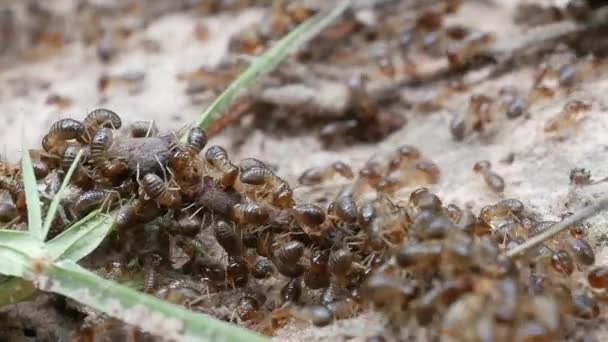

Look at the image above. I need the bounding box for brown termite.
[74,190,116,217]
[274,240,306,278]
[213,220,243,257]
[83,108,122,139]
[0,190,17,223]
[232,201,269,225]
[544,99,591,134]
[293,203,326,227]
[387,145,422,172]
[252,257,275,279]
[281,278,302,303]
[328,249,353,280]
[473,160,505,193]
[237,291,266,321]
[43,118,85,155]
[185,127,207,155]
[143,253,162,294]
[205,145,238,188]
[330,190,358,224]
[304,249,330,289]
[298,161,354,186]
[226,256,249,287]
[139,173,182,208]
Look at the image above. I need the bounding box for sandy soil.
[2,0,608,341]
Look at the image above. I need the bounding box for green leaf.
[38,261,269,342]
[0,277,37,307]
[0,230,42,277]
[0,229,44,251]
[21,148,43,241]
[45,210,114,261]
[193,0,352,131]
[42,149,84,241]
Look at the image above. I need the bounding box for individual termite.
[358,160,384,187]
[239,162,294,208]
[139,173,182,208]
[237,291,266,321]
[412,159,441,184]
[467,94,495,134]
[274,240,306,278]
[226,256,249,287]
[544,99,591,134]
[360,271,416,308]
[114,200,141,230]
[143,253,162,293]
[185,127,207,155]
[449,112,467,141]
[569,168,592,186]
[330,189,358,224]
[328,249,353,280]
[83,108,122,139]
[304,249,330,289]
[89,128,129,181]
[205,145,238,188]
[43,118,85,155]
[252,257,275,279]
[298,161,354,186]
[387,145,421,172]
[473,160,505,193]
[173,215,202,237]
[318,119,358,146]
[0,190,17,223]
[239,158,267,173]
[74,190,115,217]
[213,220,243,257]
[281,278,302,303]
[20,156,42,180]
[396,241,443,269]
[89,128,113,164]
[588,266,608,290]
[61,144,81,171]
[130,120,159,138]
[550,250,574,275]
[232,201,269,225]
[293,203,326,228]
[565,238,595,266]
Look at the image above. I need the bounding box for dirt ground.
[2,0,608,341]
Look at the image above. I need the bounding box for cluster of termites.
[4,1,608,341]
[0,107,604,341]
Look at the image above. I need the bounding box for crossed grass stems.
[1,1,607,341]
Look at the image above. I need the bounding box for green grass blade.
[0,229,43,250]
[0,230,42,277]
[0,277,37,307]
[36,260,268,342]
[193,0,352,130]
[42,149,84,241]
[21,149,43,241]
[45,210,114,261]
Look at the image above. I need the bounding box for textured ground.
[1,0,608,341]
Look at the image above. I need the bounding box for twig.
[505,196,608,258]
